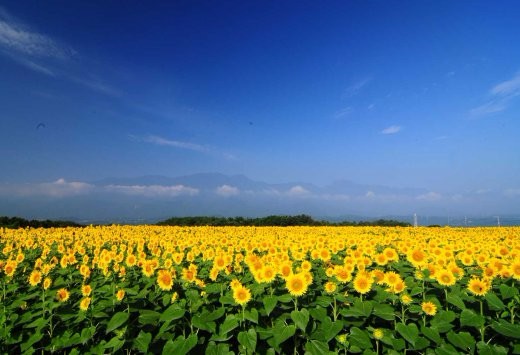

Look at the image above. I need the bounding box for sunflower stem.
[479,299,485,342]
[444,288,448,311]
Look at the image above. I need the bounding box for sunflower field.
[1,225,519,354]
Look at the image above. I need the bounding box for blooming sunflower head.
[79,297,91,311]
[28,270,42,287]
[421,301,437,316]
[157,269,174,291]
[233,285,252,306]
[56,288,70,302]
[467,277,490,297]
[324,281,337,294]
[352,273,373,295]
[285,272,309,297]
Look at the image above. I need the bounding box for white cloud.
[381,125,401,134]
[342,77,372,98]
[105,184,198,197]
[416,192,442,201]
[333,107,352,119]
[287,185,310,196]
[0,178,94,198]
[216,185,239,197]
[0,12,74,59]
[471,71,520,117]
[491,72,520,96]
[365,191,375,198]
[140,135,209,153]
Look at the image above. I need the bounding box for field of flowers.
[1,225,519,354]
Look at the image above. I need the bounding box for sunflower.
[334,266,352,283]
[373,328,384,340]
[400,294,413,305]
[125,254,137,267]
[230,279,242,290]
[157,269,174,291]
[436,269,456,287]
[408,249,427,266]
[261,265,276,284]
[79,297,91,311]
[233,285,252,306]
[285,273,309,297]
[43,277,52,290]
[81,284,92,296]
[383,271,401,287]
[510,260,520,280]
[28,270,42,287]
[56,288,70,302]
[116,289,125,301]
[467,277,489,296]
[353,273,373,295]
[324,281,337,294]
[390,279,406,294]
[421,301,437,316]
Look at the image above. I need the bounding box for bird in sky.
[36,122,46,130]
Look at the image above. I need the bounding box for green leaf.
[205,341,233,355]
[160,304,185,322]
[310,317,342,342]
[219,315,239,335]
[238,329,257,353]
[396,323,419,346]
[435,343,460,355]
[460,309,485,329]
[349,327,372,350]
[104,336,125,351]
[491,320,520,339]
[304,339,331,355]
[421,326,442,344]
[263,295,278,316]
[133,331,152,353]
[485,292,506,311]
[205,307,226,322]
[278,294,293,303]
[80,326,96,344]
[446,294,466,310]
[373,303,395,321]
[20,331,43,352]
[499,284,518,300]
[430,310,456,333]
[315,295,333,307]
[105,311,129,334]
[477,341,509,355]
[244,308,259,323]
[412,337,430,351]
[192,315,216,333]
[341,299,373,318]
[446,331,475,352]
[273,323,296,346]
[291,309,310,331]
[138,310,162,325]
[164,334,198,355]
[309,307,328,322]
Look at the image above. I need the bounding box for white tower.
[413,213,418,228]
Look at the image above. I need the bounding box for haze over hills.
[0,173,518,225]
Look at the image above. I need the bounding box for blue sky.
[1,1,520,219]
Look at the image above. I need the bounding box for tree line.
[0,216,81,229]
[156,214,411,227]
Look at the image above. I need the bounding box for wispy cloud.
[0,9,75,59]
[105,184,198,197]
[287,185,310,197]
[471,72,520,117]
[216,185,240,197]
[0,6,121,97]
[381,125,402,134]
[333,107,352,119]
[0,178,94,198]
[131,134,236,160]
[138,134,209,153]
[416,191,442,201]
[342,77,372,98]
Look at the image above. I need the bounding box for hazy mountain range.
[0,173,518,225]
